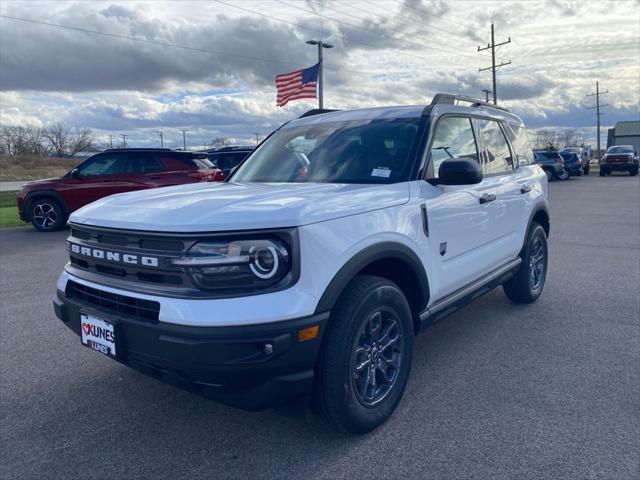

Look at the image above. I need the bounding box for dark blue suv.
[533,150,568,181]
[558,150,582,176]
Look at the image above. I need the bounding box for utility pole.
[254,133,261,145]
[120,134,128,148]
[306,40,333,109]
[159,131,164,148]
[587,81,609,161]
[108,135,113,148]
[478,23,511,105]
[482,89,492,103]
[181,130,186,150]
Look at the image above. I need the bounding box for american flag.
[275,62,319,107]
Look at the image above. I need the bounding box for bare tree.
[69,127,94,156]
[0,126,29,155]
[211,136,231,148]
[24,126,50,157]
[45,122,70,157]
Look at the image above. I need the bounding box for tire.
[312,275,413,434]
[599,166,607,177]
[503,222,548,304]
[544,169,553,182]
[29,197,66,232]
[558,169,570,181]
[630,167,638,177]
[584,166,590,175]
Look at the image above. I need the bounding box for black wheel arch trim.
[526,203,550,240]
[23,190,69,221]
[313,241,430,315]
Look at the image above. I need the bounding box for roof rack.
[298,108,340,119]
[431,94,509,112]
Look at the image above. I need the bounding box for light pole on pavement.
[306,40,333,109]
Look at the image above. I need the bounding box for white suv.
[54,94,549,434]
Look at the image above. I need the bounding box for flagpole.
[306,40,333,109]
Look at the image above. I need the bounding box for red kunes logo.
[82,322,115,343]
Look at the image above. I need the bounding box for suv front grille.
[67,226,192,289]
[66,281,160,323]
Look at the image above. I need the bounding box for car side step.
[418,257,522,331]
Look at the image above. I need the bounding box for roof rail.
[431,93,509,112]
[104,147,174,152]
[298,108,339,119]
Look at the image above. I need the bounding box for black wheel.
[312,275,413,434]
[557,169,570,181]
[599,166,606,177]
[630,167,637,177]
[29,198,66,232]
[503,222,548,304]
[584,166,590,175]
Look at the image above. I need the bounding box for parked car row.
[16,146,253,231]
[533,147,599,182]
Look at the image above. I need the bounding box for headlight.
[171,238,291,292]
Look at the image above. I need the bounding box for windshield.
[607,146,633,154]
[231,117,422,183]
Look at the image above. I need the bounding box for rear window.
[174,154,215,169]
[504,124,534,166]
[535,151,561,160]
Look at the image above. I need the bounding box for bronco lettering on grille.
[69,243,159,267]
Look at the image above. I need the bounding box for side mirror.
[437,157,483,185]
[70,168,80,179]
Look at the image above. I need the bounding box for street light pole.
[306,40,333,109]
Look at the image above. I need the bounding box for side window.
[428,116,479,179]
[476,119,514,175]
[125,152,165,173]
[207,153,222,169]
[225,152,247,171]
[76,153,125,176]
[504,124,534,166]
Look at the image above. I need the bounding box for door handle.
[101,179,113,182]
[520,184,532,194]
[479,193,496,204]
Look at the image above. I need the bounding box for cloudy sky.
[1,0,639,149]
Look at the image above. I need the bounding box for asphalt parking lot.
[1,174,639,480]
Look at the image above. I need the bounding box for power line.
[210,1,480,69]
[272,0,484,64]
[478,23,511,105]
[317,0,484,59]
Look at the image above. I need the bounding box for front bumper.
[54,289,328,411]
[602,163,636,172]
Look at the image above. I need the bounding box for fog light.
[263,343,273,355]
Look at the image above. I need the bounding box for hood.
[70,181,410,232]
[21,177,62,189]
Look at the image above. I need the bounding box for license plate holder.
[80,313,117,358]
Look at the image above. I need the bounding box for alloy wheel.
[351,309,403,407]
[528,236,545,290]
[32,202,58,229]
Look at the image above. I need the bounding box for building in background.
[607,121,640,152]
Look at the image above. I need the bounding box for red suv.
[17,148,223,232]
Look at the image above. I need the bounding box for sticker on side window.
[371,167,391,178]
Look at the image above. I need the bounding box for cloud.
[0,0,638,149]
[0,4,321,92]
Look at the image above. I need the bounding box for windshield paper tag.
[371,168,391,178]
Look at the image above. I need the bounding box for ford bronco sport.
[54,94,550,434]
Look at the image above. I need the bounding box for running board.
[418,258,522,331]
